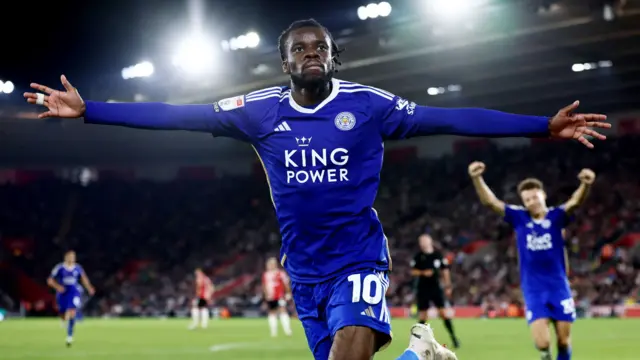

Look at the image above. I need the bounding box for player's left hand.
[578,168,596,185]
[88,287,95,296]
[548,101,610,148]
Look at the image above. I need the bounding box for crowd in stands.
[1,136,638,317]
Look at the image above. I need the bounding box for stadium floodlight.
[226,31,261,51]
[172,33,216,74]
[245,32,260,48]
[427,87,439,96]
[571,63,585,72]
[357,2,392,20]
[1,80,14,94]
[121,61,154,80]
[378,2,392,17]
[598,60,613,68]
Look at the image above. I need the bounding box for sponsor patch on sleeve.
[217,95,245,111]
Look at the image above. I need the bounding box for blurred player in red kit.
[262,257,293,337]
[189,268,214,330]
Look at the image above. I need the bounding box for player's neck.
[290,80,332,106]
[530,209,548,220]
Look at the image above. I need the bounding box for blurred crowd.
[1,136,639,317]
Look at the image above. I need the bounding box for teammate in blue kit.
[468,162,596,360]
[47,250,95,347]
[26,19,609,360]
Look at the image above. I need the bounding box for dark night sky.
[1,0,376,91]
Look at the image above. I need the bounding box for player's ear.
[282,60,290,74]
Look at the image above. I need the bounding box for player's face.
[64,251,76,264]
[520,188,547,215]
[283,27,334,88]
[266,258,277,271]
[419,235,433,251]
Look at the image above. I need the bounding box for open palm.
[23,75,86,119]
[548,101,611,148]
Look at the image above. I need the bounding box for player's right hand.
[468,161,486,178]
[56,286,65,293]
[23,75,86,119]
[578,168,596,185]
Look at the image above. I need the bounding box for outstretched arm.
[378,93,609,147]
[468,162,505,216]
[388,104,551,138]
[24,76,255,141]
[564,169,595,214]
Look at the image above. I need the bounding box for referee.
[411,233,460,348]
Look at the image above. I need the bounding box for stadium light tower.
[0,80,14,94]
[357,2,393,21]
[121,61,155,80]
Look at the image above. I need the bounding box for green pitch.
[0,318,637,359]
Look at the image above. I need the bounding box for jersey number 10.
[347,274,383,305]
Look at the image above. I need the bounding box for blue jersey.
[84,78,551,284]
[50,263,84,296]
[504,205,572,294]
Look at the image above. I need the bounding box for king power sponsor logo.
[283,137,350,184]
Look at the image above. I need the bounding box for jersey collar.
[288,78,340,114]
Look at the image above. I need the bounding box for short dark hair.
[277,18,344,71]
[517,178,544,193]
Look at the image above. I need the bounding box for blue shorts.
[292,269,393,360]
[524,291,576,324]
[56,292,81,313]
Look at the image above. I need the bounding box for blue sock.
[557,346,571,360]
[67,318,75,337]
[396,349,420,360]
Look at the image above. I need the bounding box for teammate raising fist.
[469,161,595,360]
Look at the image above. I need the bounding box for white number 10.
[348,274,383,305]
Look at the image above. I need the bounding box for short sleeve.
[550,205,573,227]
[504,204,525,226]
[440,255,450,269]
[50,265,60,278]
[410,253,419,269]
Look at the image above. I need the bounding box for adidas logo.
[274,121,291,132]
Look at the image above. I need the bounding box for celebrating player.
[411,234,459,348]
[262,257,293,337]
[189,268,214,330]
[468,161,596,360]
[47,250,95,347]
[25,18,609,360]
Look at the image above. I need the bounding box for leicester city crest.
[334,112,356,131]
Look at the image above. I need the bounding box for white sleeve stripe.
[338,88,394,101]
[246,89,283,100]
[246,86,282,97]
[507,205,525,210]
[338,83,395,97]
[245,93,284,102]
[279,92,290,102]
